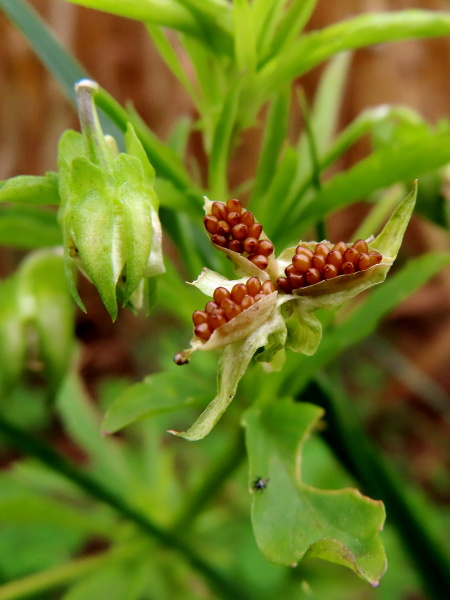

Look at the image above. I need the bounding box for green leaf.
[0,205,62,249]
[243,400,386,584]
[0,172,60,206]
[0,278,25,391]
[233,0,257,74]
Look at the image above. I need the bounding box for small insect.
[252,477,269,492]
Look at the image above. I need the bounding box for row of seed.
[277,239,383,293]
[204,199,274,271]
[193,277,276,341]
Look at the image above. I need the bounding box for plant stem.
[0,416,253,600]
[301,376,450,600]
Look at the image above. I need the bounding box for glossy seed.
[248,254,268,270]
[261,280,276,294]
[285,264,298,277]
[287,272,306,289]
[211,202,227,221]
[327,250,343,269]
[204,215,219,234]
[343,247,359,264]
[240,211,255,228]
[205,301,219,314]
[369,251,382,266]
[312,255,326,272]
[315,243,329,258]
[341,261,355,274]
[213,287,231,305]
[257,240,274,256]
[305,268,321,285]
[241,295,255,310]
[217,220,231,235]
[292,253,312,273]
[295,246,314,258]
[211,234,228,247]
[228,239,243,253]
[226,198,242,214]
[277,277,293,294]
[231,223,248,240]
[221,299,242,320]
[227,211,241,226]
[333,241,347,254]
[323,264,339,280]
[231,283,247,304]
[356,252,371,271]
[246,277,261,296]
[194,322,211,341]
[254,293,266,302]
[353,239,368,254]
[193,310,208,326]
[248,223,263,239]
[243,237,258,254]
[208,311,227,330]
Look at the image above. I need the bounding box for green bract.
[57,79,164,320]
[173,183,417,440]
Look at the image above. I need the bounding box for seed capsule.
[356,252,371,271]
[228,239,243,253]
[240,211,255,228]
[227,211,241,226]
[323,264,339,280]
[248,223,263,239]
[211,234,228,247]
[287,272,306,289]
[312,255,326,272]
[248,254,268,270]
[353,239,368,254]
[231,283,247,304]
[193,310,208,326]
[327,250,343,269]
[343,247,359,264]
[257,240,274,256]
[261,280,276,294]
[226,198,242,214]
[243,237,258,254]
[292,253,311,273]
[208,311,227,330]
[277,277,293,294]
[246,277,261,296]
[305,268,321,285]
[213,287,231,305]
[333,241,347,254]
[194,322,212,341]
[241,295,255,310]
[369,251,382,266]
[205,301,219,314]
[204,215,219,234]
[211,202,227,221]
[231,223,248,240]
[341,261,355,274]
[315,243,329,258]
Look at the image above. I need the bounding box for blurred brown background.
[1,0,450,503]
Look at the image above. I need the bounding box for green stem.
[0,416,253,600]
[302,376,450,600]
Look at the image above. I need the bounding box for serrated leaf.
[0,172,60,205]
[243,400,386,584]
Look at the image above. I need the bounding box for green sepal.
[0,172,60,206]
[243,400,387,585]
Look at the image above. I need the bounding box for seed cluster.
[193,277,276,341]
[277,239,383,293]
[204,199,274,271]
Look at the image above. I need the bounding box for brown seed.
[305,268,322,285]
[356,252,371,271]
[285,264,297,277]
[240,211,255,228]
[248,223,263,239]
[343,247,359,264]
[211,234,228,247]
[261,280,276,294]
[323,264,339,280]
[231,283,247,304]
[312,255,326,272]
[217,220,231,235]
[213,287,231,305]
[254,293,266,302]
[292,253,311,273]
[228,239,243,253]
[208,311,227,330]
[231,223,248,240]
[227,211,241,226]
[257,240,274,256]
[194,322,211,341]
[221,298,241,320]
[246,276,262,296]
[341,261,355,275]
[241,295,255,310]
[327,250,343,269]
[204,215,218,234]
[276,277,293,294]
[369,251,382,266]
[315,243,329,258]
[353,239,368,254]
[295,246,314,258]
[287,272,306,289]
[248,254,268,270]
[192,310,208,326]
[211,202,227,221]
[243,237,258,254]
[333,241,347,254]
[226,198,242,214]
[205,301,219,314]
